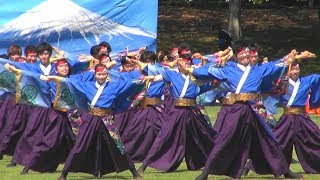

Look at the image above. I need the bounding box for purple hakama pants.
[273,113,320,173]
[204,102,289,179]
[61,112,134,177]
[12,107,75,172]
[0,94,31,156]
[142,106,217,172]
[122,105,166,162]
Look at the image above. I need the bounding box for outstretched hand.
[4,63,18,73]
[295,51,316,60]
[40,75,58,82]
[214,49,233,67]
[40,75,50,82]
[154,75,163,81]
[106,60,117,69]
[287,49,297,63]
[213,47,232,58]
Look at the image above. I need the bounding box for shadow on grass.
[151,168,190,174]
[69,175,128,180]
[243,177,283,179]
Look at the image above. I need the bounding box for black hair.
[37,42,53,55]
[232,39,249,54]
[248,42,259,52]
[180,53,192,60]
[90,45,101,59]
[24,45,37,55]
[120,56,131,66]
[179,43,190,55]
[140,50,157,63]
[157,50,173,62]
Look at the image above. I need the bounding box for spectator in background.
[212,23,233,51]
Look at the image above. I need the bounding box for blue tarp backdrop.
[0,0,158,57]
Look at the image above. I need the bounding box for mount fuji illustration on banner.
[0,0,158,57]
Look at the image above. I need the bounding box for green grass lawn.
[1,106,320,179]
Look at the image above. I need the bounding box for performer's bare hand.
[138,46,146,54]
[106,60,117,69]
[4,63,18,72]
[40,75,49,82]
[154,75,163,81]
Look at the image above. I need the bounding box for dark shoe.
[284,170,303,179]
[241,166,249,176]
[20,167,29,175]
[195,171,209,180]
[6,161,16,167]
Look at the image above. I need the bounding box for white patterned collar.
[39,63,52,75]
[287,78,300,107]
[289,78,299,86]
[237,63,249,71]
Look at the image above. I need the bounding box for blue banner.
[0,59,17,97]
[54,78,88,112]
[15,70,51,107]
[0,0,158,57]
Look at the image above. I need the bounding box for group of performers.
[0,40,319,180]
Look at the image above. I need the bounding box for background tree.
[228,0,242,41]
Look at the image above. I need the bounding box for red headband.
[180,49,191,55]
[56,59,68,67]
[250,50,258,56]
[171,47,179,53]
[95,66,107,73]
[235,47,249,55]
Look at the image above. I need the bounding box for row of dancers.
[0,40,319,180]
